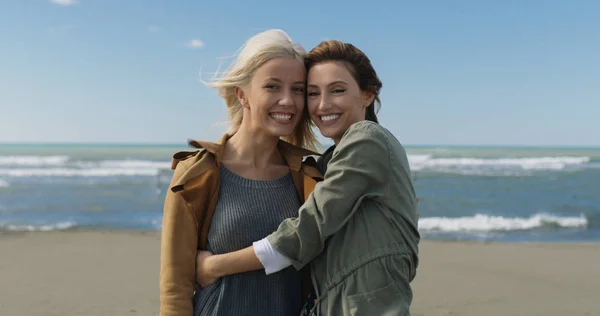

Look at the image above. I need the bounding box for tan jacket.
[159,133,323,316]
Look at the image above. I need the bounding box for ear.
[235,87,249,109]
[362,90,375,108]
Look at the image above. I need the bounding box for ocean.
[0,143,598,242]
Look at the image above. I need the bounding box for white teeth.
[270,114,292,121]
[320,114,340,122]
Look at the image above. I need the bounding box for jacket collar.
[187,133,229,166]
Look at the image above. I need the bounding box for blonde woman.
[159,29,322,316]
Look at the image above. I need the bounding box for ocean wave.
[0,168,161,177]
[0,156,172,177]
[76,160,171,169]
[408,155,590,173]
[0,221,77,232]
[0,179,8,188]
[0,155,69,166]
[418,213,588,232]
[1,154,593,178]
[0,155,170,167]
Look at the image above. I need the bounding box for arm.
[195,219,294,284]
[159,189,198,315]
[267,122,389,269]
[195,122,390,279]
[198,247,263,282]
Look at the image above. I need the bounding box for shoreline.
[1,231,598,315]
[3,226,599,243]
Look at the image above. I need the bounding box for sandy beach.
[1,231,598,316]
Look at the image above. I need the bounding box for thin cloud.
[50,0,78,5]
[185,39,204,48]
[148,25,160,32]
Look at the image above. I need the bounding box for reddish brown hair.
[304,40,382,123]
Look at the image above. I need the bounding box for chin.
[321,132,335,139]
[269,127,295,138]
[318,129,336,139]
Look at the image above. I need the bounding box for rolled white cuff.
[253,237,293,275]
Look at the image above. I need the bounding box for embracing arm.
[198,246,263,282]
[196,237,293,285]
[267,122,390,269]
[159,189,198,315]
[195,122,390,280]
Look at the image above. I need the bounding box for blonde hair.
[205,29,318,150]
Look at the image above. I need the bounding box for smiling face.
[236,57,306,138]
[307,61,374,143]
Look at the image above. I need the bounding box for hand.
[195,250,219,287]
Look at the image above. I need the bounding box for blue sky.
[1,0,599,146]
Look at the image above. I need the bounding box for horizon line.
[0,141,599,149]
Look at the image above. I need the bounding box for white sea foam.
[0,168,160,177]
[151,217,163,230]
[418,213,588,232]
[0,157,172,177]
[97,160,171,169]
[0,179,8,188]
[1,154,592,178]
[0,221,77,231]
[408,155,590,173]
[73,160,170,169]
[0,155,69,166]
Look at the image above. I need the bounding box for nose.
[318,93,332,111]
[279,90,295,107]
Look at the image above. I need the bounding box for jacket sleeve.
[159,171,198,315]
[267,122,390,269]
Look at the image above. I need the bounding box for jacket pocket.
[346,282,409,316]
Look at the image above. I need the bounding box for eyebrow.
[307,80,348,88]
[264,77,305,85]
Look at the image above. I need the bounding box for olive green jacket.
[267,121,420,316]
